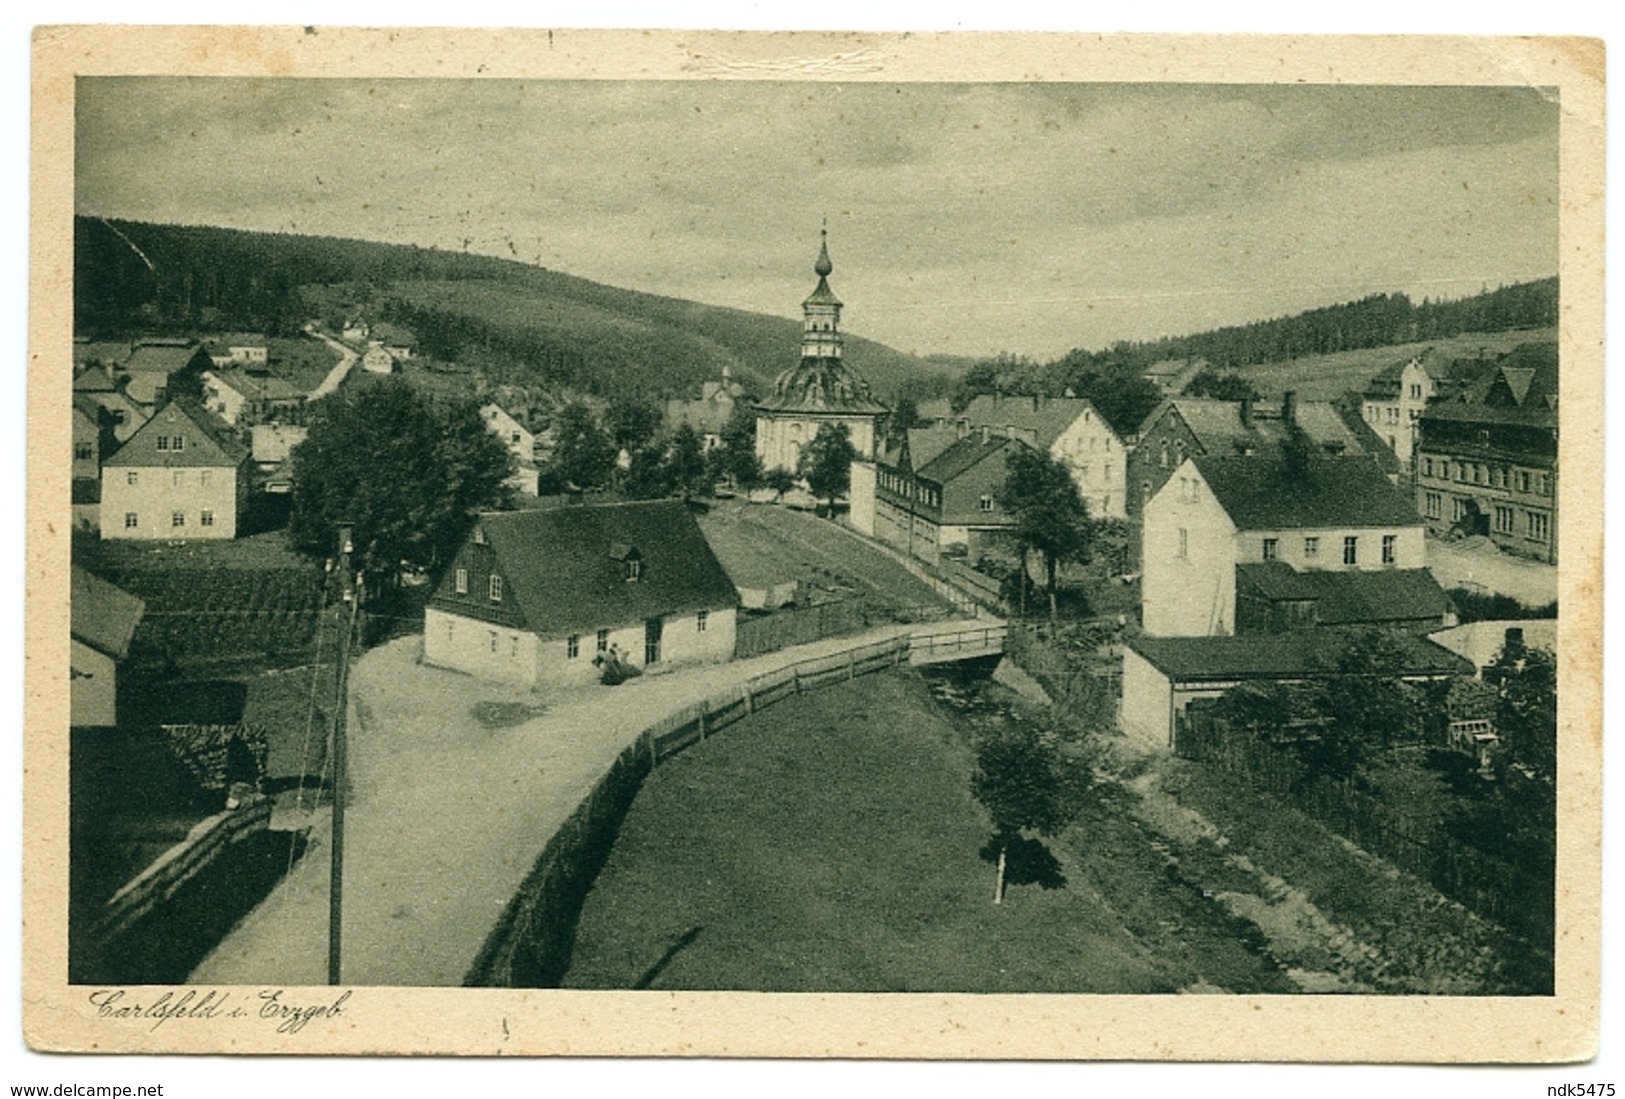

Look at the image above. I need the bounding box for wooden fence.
[89,797,274,943]
[734,598,868,659]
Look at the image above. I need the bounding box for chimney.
[1282,390,1298,429]
[1240,397,1253,429]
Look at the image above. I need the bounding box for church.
[754,232,889,473]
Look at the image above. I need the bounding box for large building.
[423,500,740,688]
[953,394,1129,519]
[1413,343,1558,564]
[755,232,889,474]
[1141,452,1441,638]
[857,426,1029,564]
[100,399,250,541]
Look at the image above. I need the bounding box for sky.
[75,78,1559,361]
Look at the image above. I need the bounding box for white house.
[1361,348,1450,465]
[955,394,1128,519]
[100,400,250,541]
[361,343,397,375]
[423,500,740,688]
[480,403,539,496]
[1141,453,1436,638]
[71,567,146,727]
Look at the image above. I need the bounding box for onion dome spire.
[814,227,834,277]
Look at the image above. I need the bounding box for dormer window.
[610,542,643,582]
[473,527,485,545]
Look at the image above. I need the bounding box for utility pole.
[328,524,357,987]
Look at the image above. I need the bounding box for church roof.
[757,358,889,415]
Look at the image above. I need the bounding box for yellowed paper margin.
[26,27,1605,1060]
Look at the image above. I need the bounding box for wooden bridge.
[907,620,1007,666]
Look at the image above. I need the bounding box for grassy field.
[562,669,1288,993]
[697,500,953,618]
[1233,327,1555,402]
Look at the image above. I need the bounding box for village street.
[1424,535,1558,606]
[192,622,945,987]
[302,324,359,400]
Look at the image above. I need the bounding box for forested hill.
[72,217,958,402]
[1051,278,1558,380]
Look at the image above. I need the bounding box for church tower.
[755,231,889,474]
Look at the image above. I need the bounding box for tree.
[604,397,662,453]
[1182,368,1260,402]
[996,447,1093,620]
[716,402,762,490]
[548,402,616,490]
[666,423,708,497]
[619,443,675,500]
[288,380,512,578]
[763,467,796,502]
[1485,638,1557,784]
[1305,628,1419,782]
[799,422,856,512]
[971,727,1084,904]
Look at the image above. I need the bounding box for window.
[697,610,709,632]
[596,629,609,653]
[489,575,503,602]
[1381,535,1397,565]
[454,568,468,595]
[1177,528,1189,559]
[1409,383,1423,399]
[1422,457,1433,478]
[1528,511,1550,543]
[627,559,642,581]
[171,435,185,451]
[199,470,212,486]
[978,494,994,513]
[1303,536,1319,558]
[473,527,485,545]
[1343,536,1358,565]
[567,634,580,658]
[74,442,93,461]
[1159,442,1169,469]
[1425,492,1442,519]
[171,511,185,528]
[1180,476,1198,502]
[172,471,184,487]
[1538,473,1552,497]
[1518,470,1532,493]
[1262,538,1278,561]
[156,436,170,451]
[126,471,138,485]
[200,510,214,527]
[489,631,498,653]
[124,512,138,529]
[1495,505,1515,534]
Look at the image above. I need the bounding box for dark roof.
[1333,403,1404,476]
[1236,562,1451,625]
[451,500,739,638]
[125,341,207,374]
[207,368,303,402]
[103,398,249,468]
[1362,348,1449,399]
[916,433,1023,486]
[72,363,118,393]
[71,567,146,659]
[757,357,888,415]
[1193,453,1420,531]
[802,275,843,309]
[1128,629,1472,683]
[957,395,1119,448]
[1421,342,1558,429]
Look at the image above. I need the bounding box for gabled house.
[121,339,212,410]
[480,403,539,496]
[1141,452,1438,638]
[100,399,251,541]
[665,366,747,451]
[73,362,148,443]
[857,428,1029,563]
[71,567,146,727]
[202,368,305,426]
[954,394,1128,519]
[1120,629,1472,750]
[361,343,397,374]
[1414,342,1558,564]
[423,500,740,688]
[1360,347,1453,464]
[1127,392,1375,526]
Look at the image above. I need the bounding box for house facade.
[666,366,747,451]
[755,232,888,473]
[1360,348,1449,465]
[954,394,1128,519]
[361,343,398,374]
[1141,453,1435,638]
[71,567,146,727]
[861,429,1027,564]
[202,368,305,426]
[1413,343,1558,564]
[423,500,740,688]
[480,403,539,495]
[100,400,250,541]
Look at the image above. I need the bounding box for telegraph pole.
[328,524,357,986]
